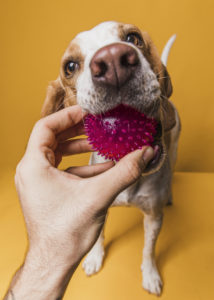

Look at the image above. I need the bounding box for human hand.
[6,105,154,300]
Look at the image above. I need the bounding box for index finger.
[28,105,87,152]
[43,105,87,134]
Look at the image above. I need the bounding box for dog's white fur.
[42,21,181,296]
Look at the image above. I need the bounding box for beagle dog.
[41,21,181,296]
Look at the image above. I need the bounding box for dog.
[41,21,181,295]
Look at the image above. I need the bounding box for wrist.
[9,245,79,300]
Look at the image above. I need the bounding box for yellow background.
[1,0,214,299]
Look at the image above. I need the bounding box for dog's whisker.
[55,94,78,112]
[55,101,65,112]
[161,94,169,100]
[157,76,169,80]
[155,70,165,76]
[66,94,76,99]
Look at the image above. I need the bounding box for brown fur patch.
[118,23,145,45]
[41,41,84,117]
[41,78,65,117]
[60,41,85,89]
[140,32,173,99]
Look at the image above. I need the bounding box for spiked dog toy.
[84,104,158,161]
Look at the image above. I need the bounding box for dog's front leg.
[82,229,105,276]
[82,153,106,276]
[141,213,163,296]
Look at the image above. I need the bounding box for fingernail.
[142,147,154,164]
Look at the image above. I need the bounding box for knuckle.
[15,161,24,185]
[66,110,75,125]
[34,119,46,132]
[15,157,33,184]
[35,119,43,128]
[15,161,23,177]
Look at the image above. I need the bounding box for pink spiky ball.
[84,104,158,161]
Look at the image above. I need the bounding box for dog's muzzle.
[90,43,139,89]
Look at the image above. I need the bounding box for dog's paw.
[82,248,104,276]
[141,262,163,296]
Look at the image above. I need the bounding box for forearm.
[4,246,78,300]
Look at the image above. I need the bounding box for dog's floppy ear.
[161,97,176,132]
[41,78,65,117]
[160,65,175,132]
[159,64,173,99]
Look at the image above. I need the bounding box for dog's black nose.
[90,43,139,89]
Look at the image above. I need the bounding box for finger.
[42,105,87,135]
[27,105,87,155]
[56,121,86,142]
[65,161,114,178]
[56,138,93,155]
[55,151,62,168]
[88,146,154,206]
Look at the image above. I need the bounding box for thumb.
[91,146,154,206]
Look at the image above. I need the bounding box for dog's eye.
[126,33,143,47]
[64,61,79,76]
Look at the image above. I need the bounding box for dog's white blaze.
[75,21,120,57]
[75,22,121,113]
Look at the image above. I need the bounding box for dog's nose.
[90,43,139,89]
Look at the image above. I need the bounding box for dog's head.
[42,21,175,173]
